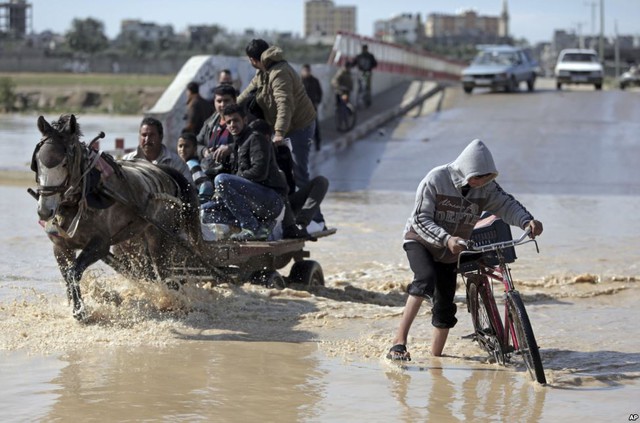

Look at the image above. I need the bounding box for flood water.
[1,110,639,422]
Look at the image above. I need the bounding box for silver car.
[461,45,537,94]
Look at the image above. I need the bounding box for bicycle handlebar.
[457,227,538,270]
[460,227,532,252]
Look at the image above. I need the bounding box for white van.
[554,49,603,90]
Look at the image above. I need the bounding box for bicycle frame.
[458,230,540,363]
[468,253,518,357]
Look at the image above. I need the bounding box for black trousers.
[404,241,458,329]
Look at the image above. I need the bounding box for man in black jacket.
[301,64,323,150]
[184,81,214,135]
[204,104,288,241]
[351,44,378,107]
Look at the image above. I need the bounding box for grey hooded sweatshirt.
[404,139,534,263]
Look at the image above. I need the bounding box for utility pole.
[574,22,585,48]
[584,1,597,35]
[614,20,620,77]
[599,0,604,62]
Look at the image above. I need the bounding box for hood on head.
[449,139,498,188]
[261,46,285,68]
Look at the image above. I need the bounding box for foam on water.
[2,261,639,391]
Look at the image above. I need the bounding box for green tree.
[66,17,109,55]
[0,77,16,112]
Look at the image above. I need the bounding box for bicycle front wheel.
[506,291,546,384]
[467,275,505,364]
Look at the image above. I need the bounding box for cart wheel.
[289,260,325,288]
[251,270,287,289]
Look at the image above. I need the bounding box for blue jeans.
[204,174,284,232]
[287,121,315,189]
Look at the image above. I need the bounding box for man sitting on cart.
[201,104,289,242]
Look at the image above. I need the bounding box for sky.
[28,0,640,45]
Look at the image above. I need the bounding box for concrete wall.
[147,54,411,149]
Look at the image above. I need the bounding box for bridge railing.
[328,31,465,81]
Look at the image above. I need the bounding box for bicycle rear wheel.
[467,275,506,364]
[506,291,546,384]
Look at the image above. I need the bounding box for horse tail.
[156,165,203,247]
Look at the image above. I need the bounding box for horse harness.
[32,132,115,238]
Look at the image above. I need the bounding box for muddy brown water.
[1,111,639,421]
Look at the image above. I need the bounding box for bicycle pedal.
[461,333,476,339]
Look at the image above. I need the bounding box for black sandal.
[386,344,411,361]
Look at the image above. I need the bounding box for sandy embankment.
[13,86,164,115]
[0,169,33,187]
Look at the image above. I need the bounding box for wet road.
[319,78,640,196]
[315,78,640,280]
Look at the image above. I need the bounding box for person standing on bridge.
[183,81,214,135]
[331,61,354,105]
[218,68,241,96]
[237,39,317,190]
[387,139,543,361]
[351,44,377,107]
[300,64,323,151]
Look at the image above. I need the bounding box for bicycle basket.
[459,216,517,272]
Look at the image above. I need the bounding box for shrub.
[0,77,16,112]
[110,90,142,114]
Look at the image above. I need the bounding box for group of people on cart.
[125,39,329,242]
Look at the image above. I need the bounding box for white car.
[554,49,603,90]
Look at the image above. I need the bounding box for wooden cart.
[162,228,337,289]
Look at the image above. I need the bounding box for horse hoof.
[73,306,87,322]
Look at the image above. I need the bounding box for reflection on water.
[384,363,547,422]
[44,342,324,422]
[0,351,63,422]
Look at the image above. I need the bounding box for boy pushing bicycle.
[387,139,543,361]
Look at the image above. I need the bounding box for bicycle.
[334,90,357,132]
[457,216,546,384]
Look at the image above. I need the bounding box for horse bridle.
[31,136,77,201]
[31,131,105,201]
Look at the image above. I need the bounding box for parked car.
[554,49,603,90]
[461,45,537,94]
[619,65,640,90]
